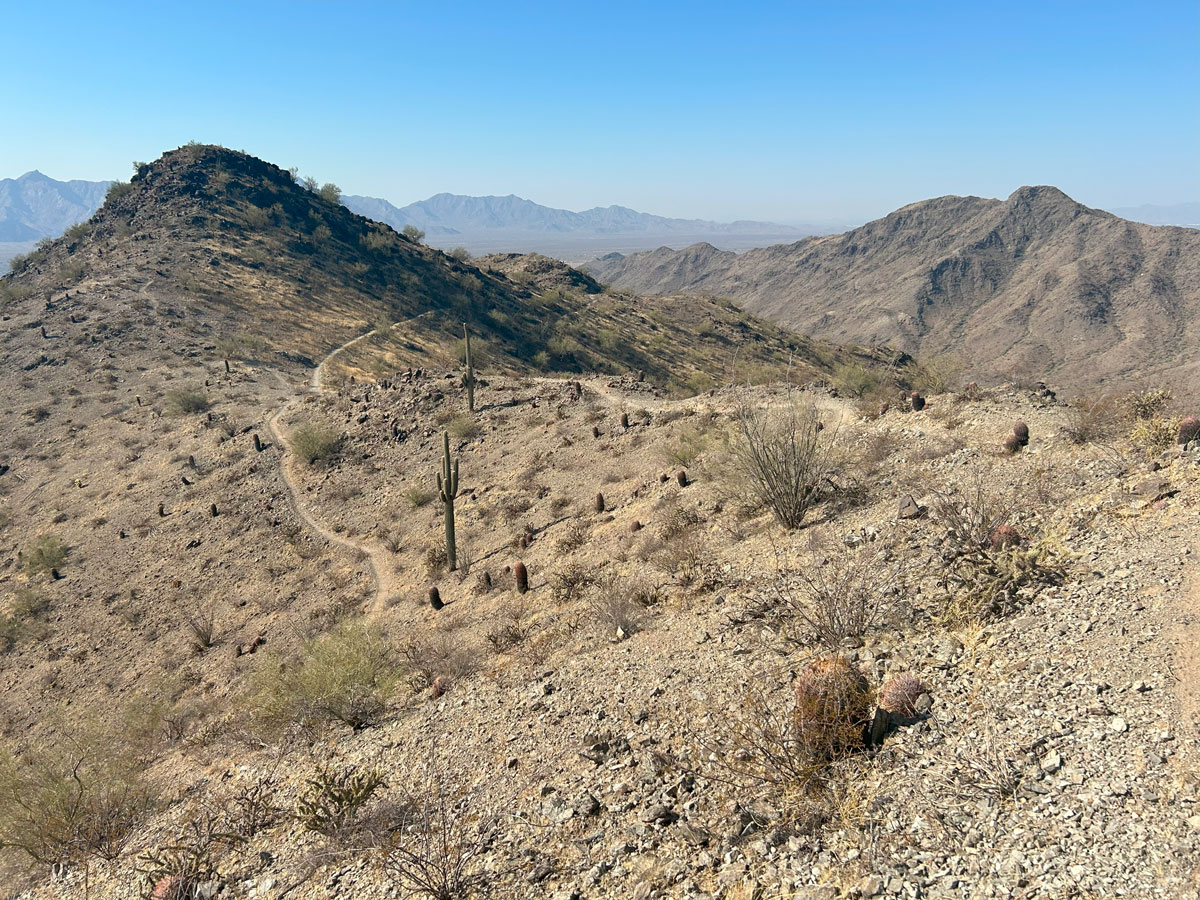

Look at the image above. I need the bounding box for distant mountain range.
[585,187,1200,390]
[341,191,816,238]
[1107,202,1200,228]
[339,192,830,260]
[0,171,110,241]
[2,168,1196,269]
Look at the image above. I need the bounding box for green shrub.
[401,225,425,243]
[165,385,211,415]
[289,421,341,465]
[449,247,472,262]
[24,535,68,575]
[318,183,342,204]
[105,181,135,203]
[249,621,396,732]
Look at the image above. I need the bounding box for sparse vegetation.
[249,621,396,732]
[23,534,68,575]
[731,397,831,529]
[295,763,385,836]
[165,385,211,415]
[289,420,342,464]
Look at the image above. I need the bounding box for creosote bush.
[289,420,342,465]
[165,385,211,415]
[249,621,396,733]
[23,534,68,575]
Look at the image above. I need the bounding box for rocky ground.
[7,357,1196,900]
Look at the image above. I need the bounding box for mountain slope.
[0,171,110,241]
[587,187,1200,389]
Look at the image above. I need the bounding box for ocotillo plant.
[437,431,459,571]
[462,323,476,413]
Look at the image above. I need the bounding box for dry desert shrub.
[288,419,342,464]
[165,385,211,415]
[249,621,396,733]
[295,763,387,837]
[380,761,510,900]
[731,396,832,529]
[399,629,479,694]
[0,724,152,867]
[1062,393,1119,444]
[768,541,908,650]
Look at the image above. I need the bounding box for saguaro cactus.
[437,431,459,571]
[462,323,476,413]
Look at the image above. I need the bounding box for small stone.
[574,793,601,817]
[858,874,884,897]
[1040,750,1062,774]
[641,804,678,825]
[1109,716,1128,733]
[897,495,922,519]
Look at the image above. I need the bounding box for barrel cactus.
[911,394,926,412]
[878,672,926,717]
[1179,416,1200,445]
[989,524,1022,550]
[793,655,871,757]
[1012,421,1030,445]
[1003,433,1024,455]
[514,561,529,594]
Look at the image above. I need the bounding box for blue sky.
[3,1,1196,222]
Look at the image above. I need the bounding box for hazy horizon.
[1,0,1196,224]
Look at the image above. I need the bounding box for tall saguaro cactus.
[437,430,459,571]
[462,323,476,413]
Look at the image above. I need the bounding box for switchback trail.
[266,312,433,616]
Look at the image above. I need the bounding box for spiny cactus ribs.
[1012,421,1030,445]
[1179,416,1200,445]
[595,492,605,513]
[793,655,871,756]
[1003,432,1024,455]
[514,561,529,594]
[878,672,926,717]
[989,524,1022,549]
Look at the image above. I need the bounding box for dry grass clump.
[288,419,342,464]
[584,571,648,638]
[1062,393,1118,444]
[1129,417,1178,453]
[249,621,396,732]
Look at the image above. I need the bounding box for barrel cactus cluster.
[878,672,927,717]
[1004,420,1030,454]
[793,655,872,757]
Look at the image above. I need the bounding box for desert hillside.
[0,147,1197,900]
[586,187,1200,390]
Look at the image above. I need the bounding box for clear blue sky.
[3,0,1196,222]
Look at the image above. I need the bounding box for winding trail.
[266,312,433,615]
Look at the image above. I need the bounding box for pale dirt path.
[267,312,433,616]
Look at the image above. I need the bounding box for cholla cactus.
[1179,416,1200,445]
[878,672,926,717]
[793,655,871,757]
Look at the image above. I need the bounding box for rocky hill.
[0,147,1198,900]
[587,187,1200,391]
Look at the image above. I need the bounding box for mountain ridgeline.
[0,145,881,394]
[586,187,1200,390]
